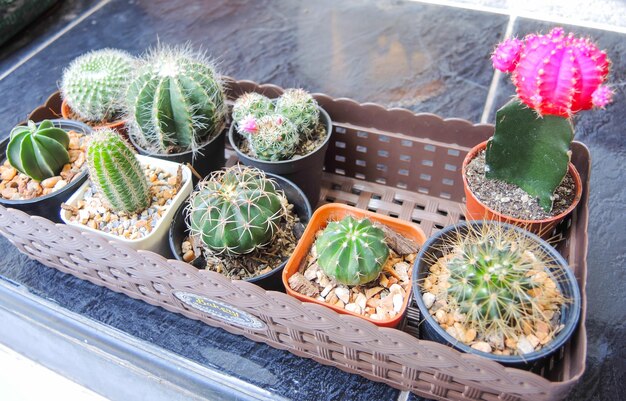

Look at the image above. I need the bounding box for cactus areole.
[486,27,612,212]
[315,216,389,286]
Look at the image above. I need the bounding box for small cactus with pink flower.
[249,114,299,161]
[486,27,613,212]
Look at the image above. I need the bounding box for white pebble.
[471,342,492,353]
[345,303,362,315]
[422,292,436,309]
[517,336,535,354]
[392,293,403,312]
[335,287,350,304]
[320,284,333,298]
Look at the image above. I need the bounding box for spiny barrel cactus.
[6,120,70,181]
[442,223,564,340]
[275,88,319,139]
[315,216,389,286]
[232,92,273,123]
[248,114,300,161]
[61,49,135,121]
[86,129,150,214]
[187,165,286,255]
[126,45,226,153]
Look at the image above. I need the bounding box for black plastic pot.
[129,129,226,182]
[412,220,581,371]
[168,173,312,291]
[228,107,332,207]
[0,119,92,223]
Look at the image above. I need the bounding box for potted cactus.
[168,165,311,291]
[228,89,333,207]
[0,119,92,222]
[125,45,227,179]
[283,204,425,327]
[412,220,581,370]
[463,27,613,235]
[61,129,192,254]
[60,49,135,134]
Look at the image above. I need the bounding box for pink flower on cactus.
[240,115,258,134]
[493,27,612,117]
[492,38,523,72]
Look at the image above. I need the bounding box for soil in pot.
[62,101,126,131]
[465,150,576,220]
[0,128,87,201]
[287,222,420,322]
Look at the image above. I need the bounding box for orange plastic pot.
[283,203,426,328]
[462,140,583,237]
[61,99,127,137]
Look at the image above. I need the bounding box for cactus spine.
[126,45,226,153]
[275,88,319,139]
[232,92,273,123]
[315,216,389,286]
[86,129,150,214]
[248,114,299,161]
[6,120,70,181]
[61,49,135,121]
[187,165,286,255]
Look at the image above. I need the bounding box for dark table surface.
[0,1,624,400]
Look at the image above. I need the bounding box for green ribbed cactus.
[86,129,150,214]
[232,92,273,123]
[61,49,135,121]
[248,114,300,161]
[126,45,226,153]
[187,165,286,255]
[275,89,319,139]
[6,120,70,181]
[315,216,389,286]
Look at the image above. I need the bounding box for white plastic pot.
[60,155,192,256]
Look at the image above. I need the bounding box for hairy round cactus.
[232,92,274,123]
[492,27,612,117]
[86,129,150,214]
[6,120,70,181]
[248,114,300,161]
[439,223,565,340]
[126,45,226,153]
[275,88,320,139]
[187,165,286,256]
[315,216,389,286]
[61,49,135,121]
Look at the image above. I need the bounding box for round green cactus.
[232,92,274,123]
[126,45,226,153]
[86,129,150,214]
[61,49,135,121]
[315,216,389,286]
[248,114,300,161]
[6,120,70,181]
[187,165,286,256]
[275,88,319,139]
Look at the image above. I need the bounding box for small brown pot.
[461,140,583,236]
[61,99,127,137]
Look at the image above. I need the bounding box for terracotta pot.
[283,203,426,328]
[462,141,582,237]
[61,99,127,137]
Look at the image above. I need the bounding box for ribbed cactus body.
[315,216,389,286]
[127,46,226,153]
[6,120,70,181]
[248,114,299,161]
[275,89,319,139]
[232,92,273,123]
[61,49,135,121]
[87,129,150,214]
[188,165,285,255]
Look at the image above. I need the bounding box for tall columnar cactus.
[61,49,135,121]
[86,129,150,214]
[6,120,70,182]
[232,92,274,123]
[275,88,320,139]
[248,114,300,161]
[187,165,286,255]
[315,216,389,286]
[126,45,226,153]
[487,28,613,211]
[439,223,565,341]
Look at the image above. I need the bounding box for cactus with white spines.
[275,88,319,139]
[61,49,135,122]
[232,92,273,123]
[247,114,300,161]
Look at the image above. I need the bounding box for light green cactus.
[232,92,274,123]
[275,88,320,139]
[248,114,300,161]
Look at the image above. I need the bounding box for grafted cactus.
[86,129,150,214]
[315,216,389,286]
[232,92,273,123]
[248,114,299,161]
[126,45,226,153]
[187,165,286,255]
[6,120,70,181]
[61,49,135,121]
[275,88,319,139]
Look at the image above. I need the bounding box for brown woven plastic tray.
[0,79,588,401]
